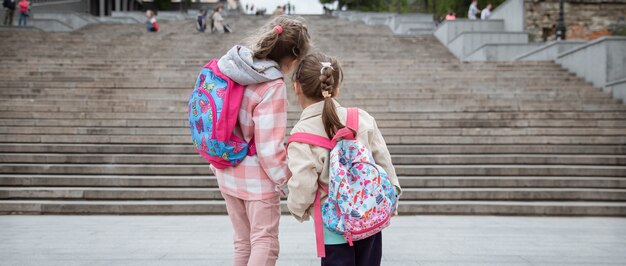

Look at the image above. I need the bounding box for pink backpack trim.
[286,108,359,258]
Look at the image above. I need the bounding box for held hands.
[275,182,289,197]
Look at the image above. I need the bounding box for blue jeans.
[18,12,27,26]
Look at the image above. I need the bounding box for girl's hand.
[275,183,289,197]
[393,211,398,217]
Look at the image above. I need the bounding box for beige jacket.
[286,100,401,222]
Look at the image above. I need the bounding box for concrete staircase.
[1,15,625,215]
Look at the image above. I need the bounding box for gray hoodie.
[217,45,283,86]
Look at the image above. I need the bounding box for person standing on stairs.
[17,0,27,26]
[208,16,311,266]
[481,3,492,20]
[3,0,15,26]
[286,53,402,266]
[211,5,225,33]
[145,10,159,32]
[468,0,480,20]
[197,8,207,32]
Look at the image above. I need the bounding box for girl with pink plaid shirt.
[209,16,311,266]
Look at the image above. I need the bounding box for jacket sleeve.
[369,118,402,197]
[253,82,291,187]
[286,141,319,222]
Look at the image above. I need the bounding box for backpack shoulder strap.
[286,132,332,258]
[331,108,360,142]
[346,107,359,132]
[286,132,334,150]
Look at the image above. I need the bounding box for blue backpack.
[188,59,256,169]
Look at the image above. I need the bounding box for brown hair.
[294,53,344,138]
[247,15,311,64]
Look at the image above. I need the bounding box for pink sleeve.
[252,81,291,185]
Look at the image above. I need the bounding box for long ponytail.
[293,53,344,138]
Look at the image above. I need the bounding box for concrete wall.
[31,0,89,13]
[448,32,529,59]
[489,0,525,32]
[334,11,434,36]
[607,79,626,104]
[362,13,395,26]
[557,37,626,102]
[434,20,505,45]
[515,41,586,61]
[466,43,543,61]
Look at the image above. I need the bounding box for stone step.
[1,187,624,201]
[2,174,625,188]
[2,118,625,128]
[2,163,624,176]
[3,134,625,145]
[3,110,624,121]
[1,126,624,136]
[1,153,624,166]
[3,103,624,113]
[0,88,609,98]
[1,200,625,215]
[1,144,622,155]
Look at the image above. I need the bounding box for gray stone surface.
[489,0,525,32]
[1,215,626,265]
[447,31,529,60]
[465,43,544,61]
[557,37,626,102]
[434,20,505,45]
[515,41,586,61]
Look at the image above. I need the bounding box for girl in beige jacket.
[286,53,401,265]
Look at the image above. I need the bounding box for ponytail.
[253,28,280,59]
[294,53,344,138]
[249,15,311,63]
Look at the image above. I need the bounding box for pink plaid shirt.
[210,79,291,200]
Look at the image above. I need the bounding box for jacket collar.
[299,99,341,121]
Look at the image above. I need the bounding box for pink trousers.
[222,192,281,266]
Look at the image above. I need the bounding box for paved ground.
[1,215,625,266]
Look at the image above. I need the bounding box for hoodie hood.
[217,45,283,86]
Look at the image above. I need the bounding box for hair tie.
[321,91,332,99]
[273,25,283,35]
[320,62,335,75]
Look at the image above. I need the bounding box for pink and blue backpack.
[287,108,397,257]
[188,59,256,169]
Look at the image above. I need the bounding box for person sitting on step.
[145,10,159,32]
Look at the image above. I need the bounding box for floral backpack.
[287,108,397,257]
[188,59,256,169]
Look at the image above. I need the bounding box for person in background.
[145,10,159,32]
[481,3,492,20]
[211,5,224,33]
[3,0,15,26]
[17,0,28,26]
[272,5,284,17]
[445,11,456,21]
[197,8,207,32]
[468,0,479,20]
